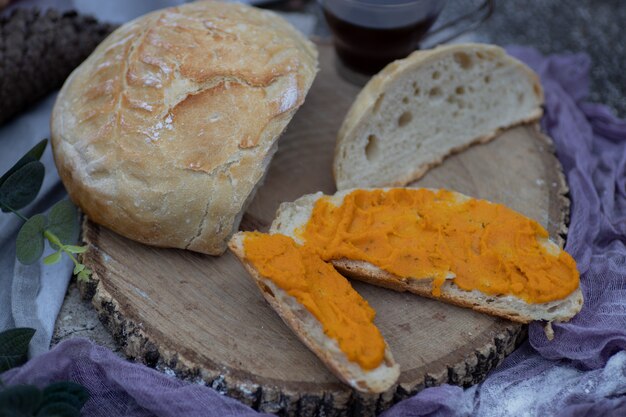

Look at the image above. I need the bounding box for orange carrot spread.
[243,189,580,369]
[243,232,385,370]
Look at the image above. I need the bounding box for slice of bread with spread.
[229,187,582,391]
[229,232,400,394]
[333,43,544,190]
[270,188,583,324]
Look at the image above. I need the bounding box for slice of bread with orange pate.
[269,188,583,324]
[229,187,583,391]
[228,232,400,393]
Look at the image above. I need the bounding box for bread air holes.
[373,94,385,113]
[446,95,465,109]
[260,283,275,298]
[547,304,560,313]
[365,134,381,161]
[432,70,441,80]
[454,52,473,70]
[429,86,442,98]
[398,111,412,127]
[412,82,420,96]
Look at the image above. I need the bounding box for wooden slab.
[79,44,569,416]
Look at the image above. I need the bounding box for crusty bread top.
[333,43,544,189]
[51,1,318,255]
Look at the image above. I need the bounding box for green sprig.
[0,139,92,282]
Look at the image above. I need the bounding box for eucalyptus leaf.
[0,385,42,417]
[16,214,46,265]
[42,382,89,410]
[39,392,82,410]
[73,264,85,275]
[43,251,62,265]
[0,161,45,212]
[0,328,35,373]
[47,200,79,249]
[0,139,48,187]
[35,402,80,417]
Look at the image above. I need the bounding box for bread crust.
[333,43,544,189]
[51,1,318,255]
[332,259,583,323]
[228,233,400,394]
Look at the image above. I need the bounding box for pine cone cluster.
[0,8,115,126]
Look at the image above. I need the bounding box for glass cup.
[319,0,494,77]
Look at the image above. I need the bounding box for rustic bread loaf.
[228,233,400,393]
[333,44,543,190]
[51,1,318,255]
[270,189,583,324]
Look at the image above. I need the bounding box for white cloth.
[0,93,74,356]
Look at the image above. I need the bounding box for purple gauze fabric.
[2,47,626,417]
[2,338,274,417]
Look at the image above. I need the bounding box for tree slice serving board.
[79,43,569,416]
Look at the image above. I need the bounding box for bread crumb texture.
[334,44,543,189]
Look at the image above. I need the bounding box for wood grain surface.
[79,44,569,416]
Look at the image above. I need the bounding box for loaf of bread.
[229,233,400,393]
[270,188,583,324]
[51,1,318,255]
[333,43,543,190]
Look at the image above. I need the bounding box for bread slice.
[228,233,400,393]
[270,189,583,324]
[333,43,544,190]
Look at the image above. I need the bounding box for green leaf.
[46,200,79,249]
[43,251,62,265]
[42,382,89,411]
[0,139,48,187]
[0,161,45,212]
[0,385,42,417]
[36,402,80,417]
[72,264,85,275]
[0,328,35,372]
[64,245,87,254]
[16,214,46,265]
[77,268,92,283]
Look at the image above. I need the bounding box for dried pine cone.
[0,8,115,126]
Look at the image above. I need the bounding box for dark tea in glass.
[322,0,444,75]
[320,0,494,77]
